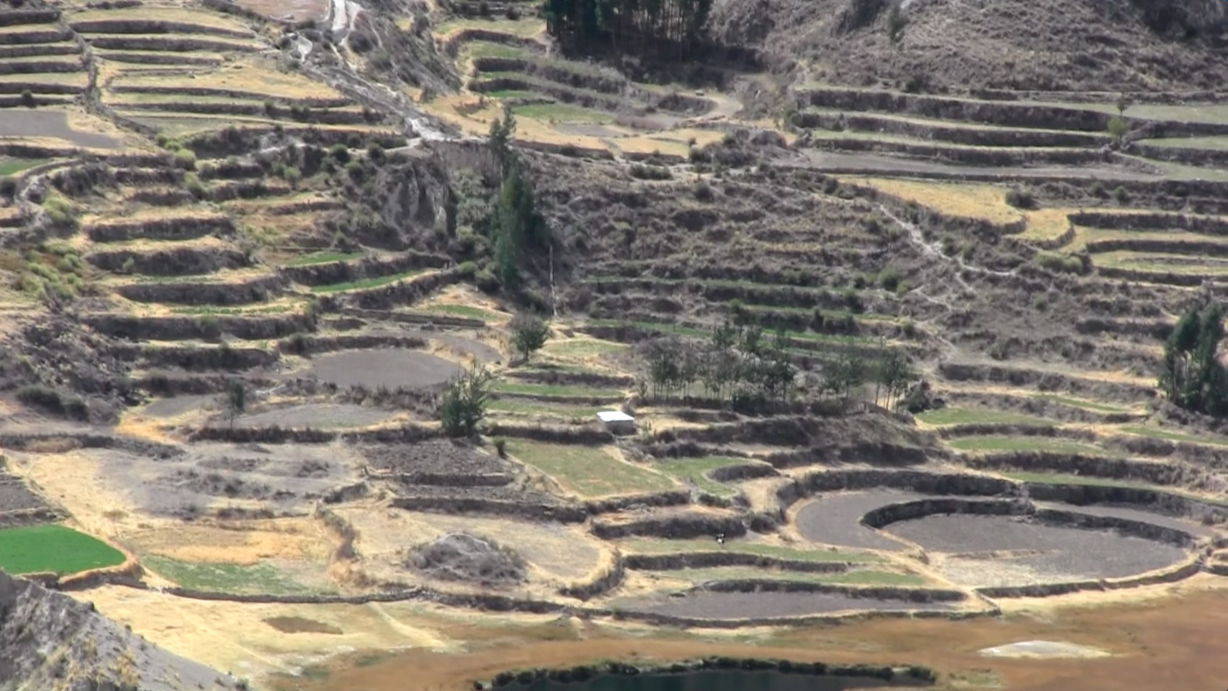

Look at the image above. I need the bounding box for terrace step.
[113,100,372,125]
[115,342,281,371]
[1069,210,1228,235]
[0,77,86,95]
[84,212,234,242]
[113,271,285,305]
[0,58,84,75]
[86,239,250,275]
[0,10,61,26]
[108,84,351,108]
[83,312,311,341]
[82,34,262,53]
[67,18,256,40]
[803,134,1104,167]
[0,44,81,59]
[796,109,1110,148]
[0,27,72,45]
[92,49,223,67]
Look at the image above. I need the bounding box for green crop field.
[0,157,46,177]
[0,524,125,575]
[916,407,1053,427]
[507,440,675,497]
[310,268,428,293]
[1121,425,1228,448]
[947,435,1106,455]
[285,251,364,267]
[143,555,323,595]
[493,380,625,399]
[654,456,752,497]
[487,398,603,420]
[422,303,503,321]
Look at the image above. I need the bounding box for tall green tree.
[510,313,550,362]
[1160,303,1228,416]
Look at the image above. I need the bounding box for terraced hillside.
[2,0,1228,689]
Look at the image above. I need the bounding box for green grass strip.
[916,407,1053,427]
[143,554,323,595]
[507,440,675,497]
[947,435,1106,455]
[617,538,880,563]
[310,268,427,293]
[285,251,364,267]
[0,524,125,575]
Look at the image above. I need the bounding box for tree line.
[639,320,915,413]
[542,0,713,55]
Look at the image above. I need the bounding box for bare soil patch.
[234,403,397,429]
[886,514,1187,586]
[0,109,119,148]
[794,491,920,551]
[362,440,511,476]
[306,349,462,389]
[615,588,956,620]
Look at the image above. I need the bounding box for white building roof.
[596,410,634,423]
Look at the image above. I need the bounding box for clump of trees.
[638,320,917,413]
[640,322,795,410]
[481,109,547,287]
[1160,303,1228,416]
[543,0,713,55]
[440,364,494,437]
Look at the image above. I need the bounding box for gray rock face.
[0,570,240,691]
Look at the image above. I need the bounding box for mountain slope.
[709,0,1228,92]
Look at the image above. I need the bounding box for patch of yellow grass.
[0,72,88,87]
[1016,207,1075,244]
[844,177,1024,226]
[111,57,343,101]
[67,6,254,34]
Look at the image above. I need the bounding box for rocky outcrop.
[0,571,241,690]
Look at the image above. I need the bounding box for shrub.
[693,181,714,201]
[20,89,34,108]
[1090,181,1107,198]
[629,163,672,180]
[876,266,901,291]
[1034,251,1082,274]
[494,438,507,458]
[329,144,350,163]
[183,172,205,198]
[439,364,493,437]
[16,386,87,420]
[1113,185,1131,203]
[42,195,77,230]
[1004,187,1036,209]
[173,148,197,171]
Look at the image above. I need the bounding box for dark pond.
[509,670,923,690]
